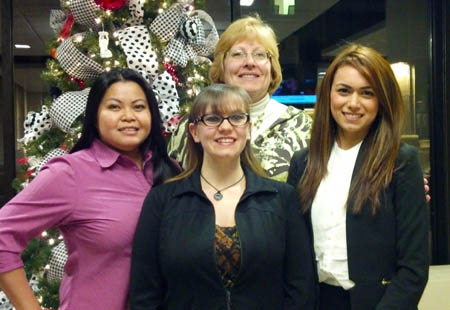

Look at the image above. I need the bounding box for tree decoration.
[94,0,128,11]
[70,0,100,28]
[125,0,145,26]
[49,88,90,133]
[18,106,53,146]
[98,30,113,58]
[177,0,195,5]
[69,76,86,89]
[58,14,75,40]
[150,3,218,67]
[164,62,179,84]
[49,9,68,35]
[4,1,215,308]
[50,47,57,59]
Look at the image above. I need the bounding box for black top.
[130,167,316,310]
[287,142,429,310]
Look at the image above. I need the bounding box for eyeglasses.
[194,113,250,127]
[226,49,271,64]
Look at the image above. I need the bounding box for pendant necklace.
[200,173,245,201]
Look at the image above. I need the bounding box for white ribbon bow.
[117,25,180,133]
[149,4,218,67]
[18,106,52,145]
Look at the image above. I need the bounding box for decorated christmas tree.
[0,0,218,308]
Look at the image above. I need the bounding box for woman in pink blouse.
[0,68,179,310]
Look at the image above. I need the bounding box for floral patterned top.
[215,225,241,289]
[167,98,312,182]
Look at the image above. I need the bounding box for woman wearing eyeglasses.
[168,15,312,182]
[130,84,316,310]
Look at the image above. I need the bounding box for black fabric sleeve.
[287,149,309,187]
[283,185,316,310]
[376,145,429,309]
[129,188,166,310]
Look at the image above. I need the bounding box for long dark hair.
[71,68,179,185]
[299,44,405,215]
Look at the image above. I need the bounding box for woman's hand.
[0,268,41,310]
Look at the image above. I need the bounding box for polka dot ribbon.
[117,25,180,133]
[125,0,146,26]
[149,4,218,67]
[17,106,52,146]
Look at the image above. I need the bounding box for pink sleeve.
[0,158,76,274]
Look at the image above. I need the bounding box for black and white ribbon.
[149,4,218,67]
[70,0,99,28]
[36,148,69,173]
[117,26,179,133]
[49,88,90,133]
[56,33,103,80]
[125,0,146,26]
[46,241,68,282]
[117,25,159,81]
[153,71,180,133]
[18,106,52,146]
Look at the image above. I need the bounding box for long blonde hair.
[299,44,405,215]
[169,84,265,182]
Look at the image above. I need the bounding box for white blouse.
[311,140,362,290]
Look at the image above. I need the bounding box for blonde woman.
[168,15,312,182]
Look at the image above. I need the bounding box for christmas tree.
[0,0,218,308]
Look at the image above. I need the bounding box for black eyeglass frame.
[193,113,250,128]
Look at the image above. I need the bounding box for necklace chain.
[200,173,245,201]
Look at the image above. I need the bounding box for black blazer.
[130,167,316,310]
[287,141,429,310]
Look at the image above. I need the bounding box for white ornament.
[98,31,113,58]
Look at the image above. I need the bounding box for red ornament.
[168,115,181,127]
[70,77,86,89]
[61,143,68,151]
[94,0,128,11]
[17,157,29,165]
[59,14,75,40]
[50,48,57,59]
[164,63,179,84]
[26,169,34,177]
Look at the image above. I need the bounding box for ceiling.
[3,0,375,93]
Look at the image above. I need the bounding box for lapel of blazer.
[350,137,369,182]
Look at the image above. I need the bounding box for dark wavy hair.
[71,68,179,185]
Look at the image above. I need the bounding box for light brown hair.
[209,14,282,96]
[169,84,265,182]
[298,44,405,215]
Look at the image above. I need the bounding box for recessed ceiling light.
[15,44,31,49]
[240,0,254,6]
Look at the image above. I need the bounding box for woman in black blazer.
[130,84,316,309]
[287,44,429,310]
